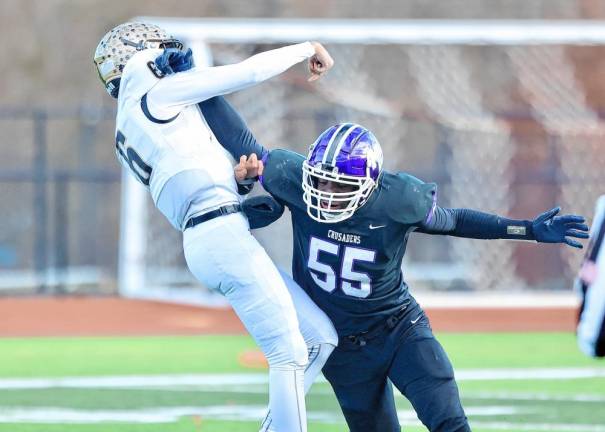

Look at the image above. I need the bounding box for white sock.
[260,343,335,432]
[263,365,306,432]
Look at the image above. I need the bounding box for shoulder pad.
[119,49,164,101]
[383,172,437,225]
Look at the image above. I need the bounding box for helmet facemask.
[118,36,183,52]
[302,161,377,223]
[302,123,383,224]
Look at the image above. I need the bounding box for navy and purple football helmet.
[302,123,383,223]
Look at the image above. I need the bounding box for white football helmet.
[93,22,183,98]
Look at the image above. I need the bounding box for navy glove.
[532,206,589,248]
[154,48,194,75]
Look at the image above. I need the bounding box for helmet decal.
[321,123,354,165]
[93,22,182,98]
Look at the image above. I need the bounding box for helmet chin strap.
[106,78,121,99]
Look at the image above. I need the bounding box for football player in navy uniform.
[199,96,589,432]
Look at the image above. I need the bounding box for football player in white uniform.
[94,22,337,431]
[576,195,605,358]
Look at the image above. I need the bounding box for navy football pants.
[322,298,470,432]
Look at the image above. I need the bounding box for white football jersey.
[113,43,315,230]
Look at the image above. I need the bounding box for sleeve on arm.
[198,96,267,161]
[419,207,535,240]
[416,206,457,233]
[146,42,315,118]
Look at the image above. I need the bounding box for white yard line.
[1,367,604,390]
[463,391,605,402]
[455,367,605,381]
[0,406,604,432]
[469,421,605,432]
[0,373,269,390]
[0,406,265,424]
[0,405,526,424]
[1,370,604,430]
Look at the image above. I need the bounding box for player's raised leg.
[183,212,308,432]
[259,270,338,432]
[280,270,338,394]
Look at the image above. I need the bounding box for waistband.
[184,204,242,230]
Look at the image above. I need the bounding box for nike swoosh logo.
[411,316,422,324]
[369,224,386,230]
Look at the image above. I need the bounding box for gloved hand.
[532,207,589,248]
[154,48,194,75]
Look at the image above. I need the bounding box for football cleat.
[302,123,383,223]
[93,22,183,98]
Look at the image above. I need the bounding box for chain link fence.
[2,43,605,296]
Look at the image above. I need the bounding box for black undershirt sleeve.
[198,96,268,161]
[198,96,269,195]
[417,206,535,241]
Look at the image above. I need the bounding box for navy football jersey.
[262,149,436,336]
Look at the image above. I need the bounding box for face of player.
[317,178,356,210]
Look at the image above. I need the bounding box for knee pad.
[322,324,339,348]
[308,342,335,369]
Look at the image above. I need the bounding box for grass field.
[0,333,604,431]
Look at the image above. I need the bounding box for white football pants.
[259,270,338,432]
[183,212,336,431]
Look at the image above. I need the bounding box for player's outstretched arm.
[147,42,333,119]
[419,206,589,248]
